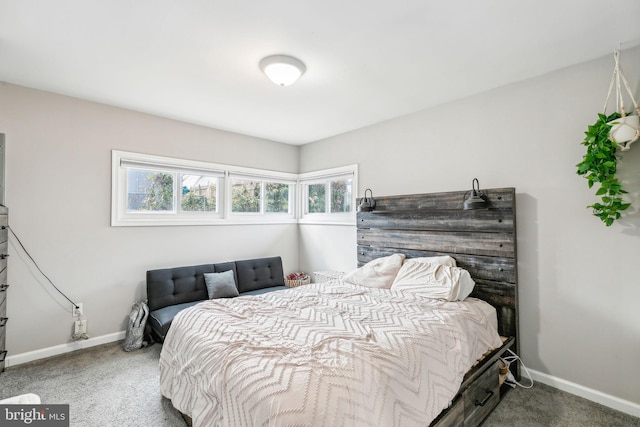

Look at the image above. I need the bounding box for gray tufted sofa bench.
[146,256,287,342]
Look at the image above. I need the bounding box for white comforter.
[159,281,502,427]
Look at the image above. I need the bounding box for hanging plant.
[576,112,630,226]
[576,48,638,226]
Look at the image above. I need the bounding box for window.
[330,178,352,213]
[303,179,353,214]
[229,175,294,217]
[231,179,261,213]
[127,169,175,213]
[307,183,325,213]
[113,151,224,226]
[299,165,357,224]
[266,182,291,213]
[181,174,217,212]
[125,169,218,214]
[112,151,299,226]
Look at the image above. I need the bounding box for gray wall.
[299,47,640,405]
[0,82,300,355]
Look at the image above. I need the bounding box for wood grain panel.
[0,211,6,251]
[370,187,514,211]
[463,362,500,425]
[432,396,464,427]
[471,280,517,338]
[0,260,6,285]
[0,283,6,309]
[0,207,6,373]
[357,209,514,232]
[358,229,515,258]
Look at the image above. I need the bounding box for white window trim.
[112,151,227,226]
[227,174,296,221]
[298,164,358,226]
[112,150,304,226]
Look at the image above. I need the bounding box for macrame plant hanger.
[602,48,640,151]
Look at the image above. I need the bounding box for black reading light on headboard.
[463,178,488,210]
[357,189,376,212]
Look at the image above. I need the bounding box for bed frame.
[356,187,519,426]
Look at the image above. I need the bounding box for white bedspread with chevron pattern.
[159,281,502,427]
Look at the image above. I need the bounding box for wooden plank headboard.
[356,187,519,351]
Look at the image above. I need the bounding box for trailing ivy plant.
[576,112,631,226]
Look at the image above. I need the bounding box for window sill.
[112,217,298,227]
[298,219,356,226]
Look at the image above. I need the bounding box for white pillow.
[342,254,406,289]
[391,260,475,301]
[403,255,457,267]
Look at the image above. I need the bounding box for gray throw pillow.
[204,270,239,299]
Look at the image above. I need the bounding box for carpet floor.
[0,341,638,427]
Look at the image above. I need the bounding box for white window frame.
[298,165,358,225]
[112,150,299,226]
[226,169,297,222]
[112,151,225,226]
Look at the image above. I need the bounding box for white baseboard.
[530,369,640,418]
[4,331,126,368]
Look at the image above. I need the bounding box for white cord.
[602,48,640,116]
[500,349,534,389]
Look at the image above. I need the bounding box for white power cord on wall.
[500,349,534,389]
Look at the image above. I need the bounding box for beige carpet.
[0,343,185,427]
[0,342,638,427]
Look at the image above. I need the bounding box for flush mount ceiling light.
[259,55,306,86]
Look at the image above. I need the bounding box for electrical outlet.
[72,303,83,317]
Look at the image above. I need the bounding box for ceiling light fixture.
[259,55,306,86]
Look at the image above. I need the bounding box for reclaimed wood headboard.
[356,187,519,352]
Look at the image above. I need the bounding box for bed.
[159,187,519,427]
